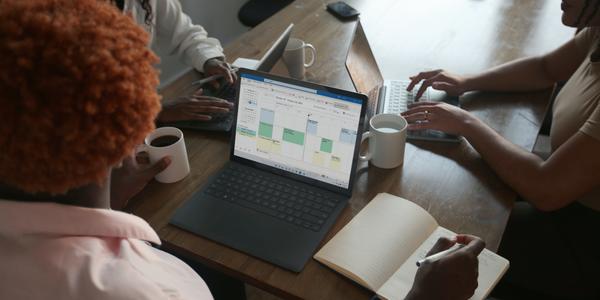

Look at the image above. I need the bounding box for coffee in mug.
[137,126,190,183]
[150,135,180,147]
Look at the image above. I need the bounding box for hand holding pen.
[406,234,486,300]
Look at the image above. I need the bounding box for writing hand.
[406,234,485,300]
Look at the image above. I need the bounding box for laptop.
[345,21,460,142]
[231,23,294,72]
[162,24,294,132]
[170,68,367,272]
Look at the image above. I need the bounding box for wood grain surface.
[126,1,574,299]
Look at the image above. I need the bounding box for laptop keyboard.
[215,82,237,101]
[205,82,236,122]
[193,82,236,128]
[384,81,429,114]
[204,165,340,232]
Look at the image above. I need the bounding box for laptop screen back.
[233,72,364,190]
[345,21,384,118]
[256,24,294,72]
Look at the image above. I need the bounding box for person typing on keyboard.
[402,1,600,298]
[105,0,239,207]
[108,0,237,124]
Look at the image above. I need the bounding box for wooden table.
[127,0,574,299]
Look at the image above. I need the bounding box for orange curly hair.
[0,0,161,194]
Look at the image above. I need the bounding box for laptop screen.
[233,73,363,189]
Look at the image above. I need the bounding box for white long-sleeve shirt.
[125,0,225,72]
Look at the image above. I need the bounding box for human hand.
[406,235,485,300]
[203,57,237,87]
[401,101,477,136]
[407,69,469,101]
[110,153,171,210]
[157,88,234,122]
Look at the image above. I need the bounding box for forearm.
[462,118,558,210]
[463,56,556,93]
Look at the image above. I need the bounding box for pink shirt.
[0,200,213,300]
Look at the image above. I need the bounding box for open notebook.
[314,193,509,300]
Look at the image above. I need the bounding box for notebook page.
[377,227,509,300]
[314,193,438,291]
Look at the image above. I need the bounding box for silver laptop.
[345,21,460,142]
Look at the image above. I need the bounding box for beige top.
[551,27,600,211]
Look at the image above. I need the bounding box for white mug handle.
[358,131,373,161]
[304,43,316,68]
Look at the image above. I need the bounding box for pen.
[189,74,225,87]
[189,67,240,87]
[416,243,463,267]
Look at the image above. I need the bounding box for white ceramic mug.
[283,38,316,79]
[137,127,190,183]
[359,114,407,169]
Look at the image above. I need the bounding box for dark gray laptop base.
[170,161,347,272]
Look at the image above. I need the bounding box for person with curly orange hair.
[0,0,215,298]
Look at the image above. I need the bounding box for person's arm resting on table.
[406,33,588,99]
[403,32,600,211]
